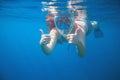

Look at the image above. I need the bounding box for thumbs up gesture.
[39,29,51,45]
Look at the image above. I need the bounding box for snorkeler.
[39,13,98,57]
[40,0,103,57]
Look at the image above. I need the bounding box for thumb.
[39,29,44,35]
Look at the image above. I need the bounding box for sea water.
[0,0,120,80]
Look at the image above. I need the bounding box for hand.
[39,29,51,45]
[66,34,79,44]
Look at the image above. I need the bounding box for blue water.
[0,0,120,80]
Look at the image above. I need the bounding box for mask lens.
[54,15,74,37]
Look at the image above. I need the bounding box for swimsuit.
[75,18,93,35]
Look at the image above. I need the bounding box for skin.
[40,28,58,55]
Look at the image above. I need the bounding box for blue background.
[0,0,120,80]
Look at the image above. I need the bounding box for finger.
[42,35,51,39]
[40,29,44,35]
[43,36,50,39]
[68,39,73,44]
[40,39,49,45]
[41,36,51,42]
[69,38,73,41]
[66,34,71,39]
[43,40,49,44]
[67,34,75,37]
[66,36,70,40]
[44,38,51,42]
[67,37,73,42]
[41,41,48,45]
[66,36,72,40]
[40,39,45,45]
[67,35,74,39]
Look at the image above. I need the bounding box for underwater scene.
[0,0,120,80]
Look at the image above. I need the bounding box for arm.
[40,28,59,55]
[67,26,86,57]
[75,27,86,57]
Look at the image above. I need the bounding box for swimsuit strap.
[78,18,93,35]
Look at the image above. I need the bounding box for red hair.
[46,14,56,31]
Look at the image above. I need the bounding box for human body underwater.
[40,0,103,57]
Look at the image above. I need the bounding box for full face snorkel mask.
[54,11,74,37]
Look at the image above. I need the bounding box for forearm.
[75,27,86,57]
[41,28,58,55]
[76,41,86,57]
[76,33,86,57]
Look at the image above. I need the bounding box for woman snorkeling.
[40,0,103,57]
